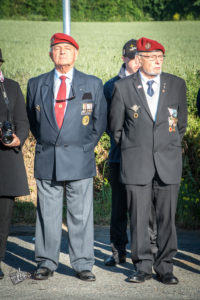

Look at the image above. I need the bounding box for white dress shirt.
[139,71,161,121]
[53,68,74,112]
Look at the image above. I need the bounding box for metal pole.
[63,0,71,35]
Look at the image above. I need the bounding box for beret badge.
[145,42,151,50]
[129,44,136,51]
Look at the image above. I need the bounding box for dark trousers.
[109,163,128,256]
[126,174,179,276]
[0,197,14,261]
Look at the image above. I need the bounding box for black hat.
[0,49,4,63]
[122,39,137,59]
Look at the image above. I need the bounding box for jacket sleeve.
[109,82,125,145]
[92,79,107,146]
[13,82,29,147]
[26,79,37,139]
[178,79,188,140]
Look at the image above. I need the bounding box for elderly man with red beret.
[27,33,107,281]
[109,37,187,284]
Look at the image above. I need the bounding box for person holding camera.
[0,49,30,279]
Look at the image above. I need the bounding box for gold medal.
[59,104,62,108]
[82,115,89,126]
[133,113,138,118]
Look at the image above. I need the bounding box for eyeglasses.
[139,54,165,61]
[55,86,76,103]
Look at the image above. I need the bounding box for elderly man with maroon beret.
[109,37,187,284]
[27,33,107,281]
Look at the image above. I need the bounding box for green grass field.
[0,20,200,94]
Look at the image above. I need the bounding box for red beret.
[137,37,165,54]
[50,33,79,50]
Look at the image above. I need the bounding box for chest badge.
[35,105,40,111]
[131,105,140,118]
[82,115,90,126]
[168,107,178,132]
[81,103,93,115]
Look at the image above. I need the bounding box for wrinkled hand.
[1,133,21,147]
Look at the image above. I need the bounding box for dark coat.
[0,78,30,196]
[104,63,126,163]
[109,71,188,185]
[26,68,107,181]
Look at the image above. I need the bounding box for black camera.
[0,121,14,144]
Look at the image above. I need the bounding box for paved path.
[0,226,199,300]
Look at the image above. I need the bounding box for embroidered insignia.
[82,115,89,126]
[129,44,137,51]
[82,92,92,100]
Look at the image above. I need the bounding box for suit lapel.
[132,72,153,121]
[41,70,59,132]
[155,73,167,124]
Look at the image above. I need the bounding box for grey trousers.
[35,178,94,273]
[126,175,179,276]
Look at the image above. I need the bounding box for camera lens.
[1,121,14,144]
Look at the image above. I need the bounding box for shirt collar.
[54,68,74,81]
[139,70,160,85]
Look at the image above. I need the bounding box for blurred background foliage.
[0,0,200,21]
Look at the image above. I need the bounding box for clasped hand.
[0,129,20,147]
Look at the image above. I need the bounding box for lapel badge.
[137,85,142,89]
[35,105,40,111]
[131,105,140,112]
[82,115,89,126]
[162,82,166,93]
[131,105,140,118]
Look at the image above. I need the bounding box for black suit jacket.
[0,78,29,196]
[109,71,187,185]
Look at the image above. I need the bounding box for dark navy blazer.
[27,68,107,181]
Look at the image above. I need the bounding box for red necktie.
[55,75,67,129]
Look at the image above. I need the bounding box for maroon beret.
[50,33,79,50]
[137,37,165,54]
